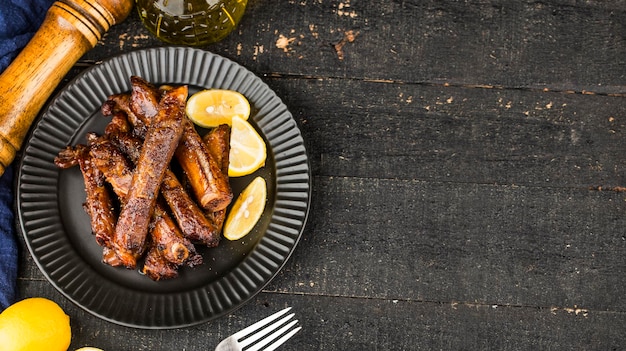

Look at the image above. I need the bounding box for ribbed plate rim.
[15,47,311,329]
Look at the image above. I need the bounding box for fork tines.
[234,307,301,351]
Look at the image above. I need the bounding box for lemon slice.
[229,115,267,177]
[186,89,250,128]
[224,176,267,240]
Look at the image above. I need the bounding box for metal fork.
[215,307,301,351]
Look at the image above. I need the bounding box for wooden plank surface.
[17,279,626,350]
[15,0,626,350]
[92,0,626,92]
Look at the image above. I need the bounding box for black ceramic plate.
[16,47,310,329]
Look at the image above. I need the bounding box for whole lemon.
[0,297,71,351]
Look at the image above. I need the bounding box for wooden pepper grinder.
[0,0,133,177]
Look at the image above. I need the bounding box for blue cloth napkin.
[0,166,16,310]
[0,0,55,311]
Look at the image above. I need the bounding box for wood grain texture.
[15,0,626,349]
[16,279,626,350]
[268,176,626,309]
[267,78,626,187]
[92,0,626,93]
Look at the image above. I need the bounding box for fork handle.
[0,0,132,177]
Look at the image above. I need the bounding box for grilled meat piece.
[54,144,117,261]
[202,124,231,231]
[176,118,233,211]
[112,85,188,269]
[104,111,131,135]
[54,146,79,169]
[150,200,193,265]
[130,76,161,121]
[75,146,116,248]
[161,170,221,246]
[142,245,179,281]
[206,208,226,234]
[203,124,231,175]
[142,222,203,281]
[54,145,121,267]
[103,93,149,139]
[89,138,134,199]
[102,247,123,267]
[142,240,203,280]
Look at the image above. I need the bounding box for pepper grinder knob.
[0,0,133,176]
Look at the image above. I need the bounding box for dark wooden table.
[16,0,626,349]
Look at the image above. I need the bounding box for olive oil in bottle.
[136,0,247,46]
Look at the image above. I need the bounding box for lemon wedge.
[229,115,267,177]
[223,176,267,240]
[186,89,250,128]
